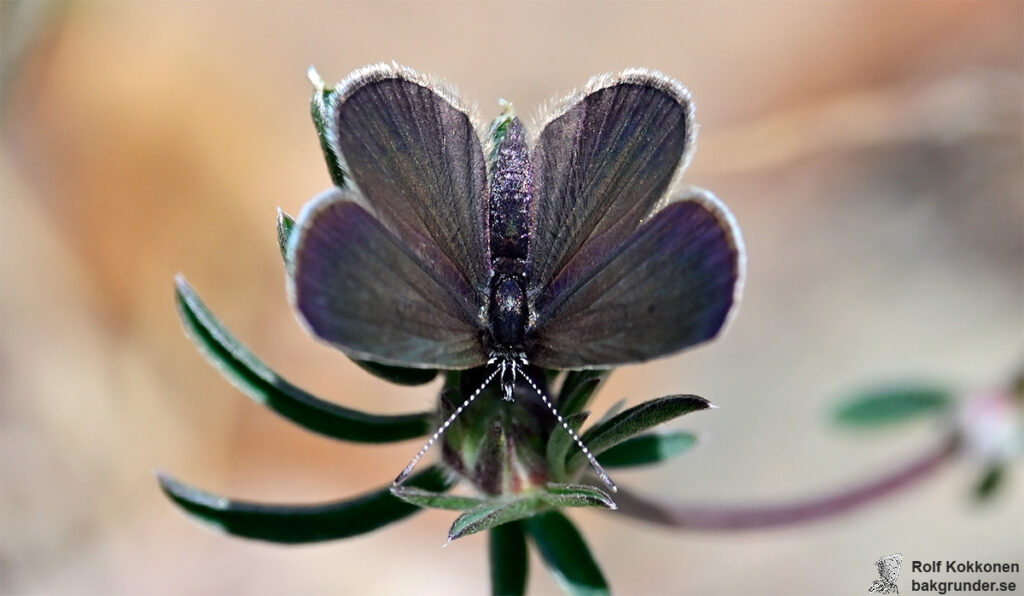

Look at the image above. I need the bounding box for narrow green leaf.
[447,484,615,543]
[547,411,589,481]
[598,432,699,469]
[449,499,541,542]
[490,521,528,596]
[543,484,617,510]
[175,276,432,442]
[390,486,486,510]
[559,370,609,416]
[974,464,1005,501]
[527,511,609,596]
[158,465,454,543]
[570,395,710,472]
[308,68,347,187]
[352,359,438,386]
[834,387,952,428]
[276,208,295,264]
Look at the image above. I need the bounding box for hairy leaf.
[449,500,540,543]
[389,486,486,510]
[542,483,617,510]
[448,484,615,542]
[570,395,710,472]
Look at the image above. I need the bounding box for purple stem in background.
[616,434,960,531]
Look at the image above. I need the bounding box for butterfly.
[868,553,903,594]
[287,63,745,490]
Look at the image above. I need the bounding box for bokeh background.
[2,2,1022,594]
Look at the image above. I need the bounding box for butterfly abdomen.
[487,112,533,351]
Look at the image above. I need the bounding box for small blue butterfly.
[288,64,745,490]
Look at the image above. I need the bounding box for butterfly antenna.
[393,368,500,486]
[514,363,617,493]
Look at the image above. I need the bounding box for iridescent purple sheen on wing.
[529,189,741,369]
[289,189,486,369]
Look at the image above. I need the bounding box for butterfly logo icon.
[868,553,903,594]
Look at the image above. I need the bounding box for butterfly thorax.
[486,112,534,363]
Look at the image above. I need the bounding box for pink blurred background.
[2,2,1021,594]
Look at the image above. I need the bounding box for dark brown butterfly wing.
[289,189,486,368]
[531,188,743,369]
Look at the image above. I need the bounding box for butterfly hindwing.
[531,188,743,369]
[289,189,486,369]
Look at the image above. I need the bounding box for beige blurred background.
[1,2,1022,594]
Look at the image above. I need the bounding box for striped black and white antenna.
[393,355,617,493]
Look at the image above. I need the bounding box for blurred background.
[1,1,1021,594]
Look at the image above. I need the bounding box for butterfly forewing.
[289,189,486,369]
[328,64,492,299]
[528,71,694,312]
[530,188,743,369]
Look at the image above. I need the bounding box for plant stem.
[616,434,959,531]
